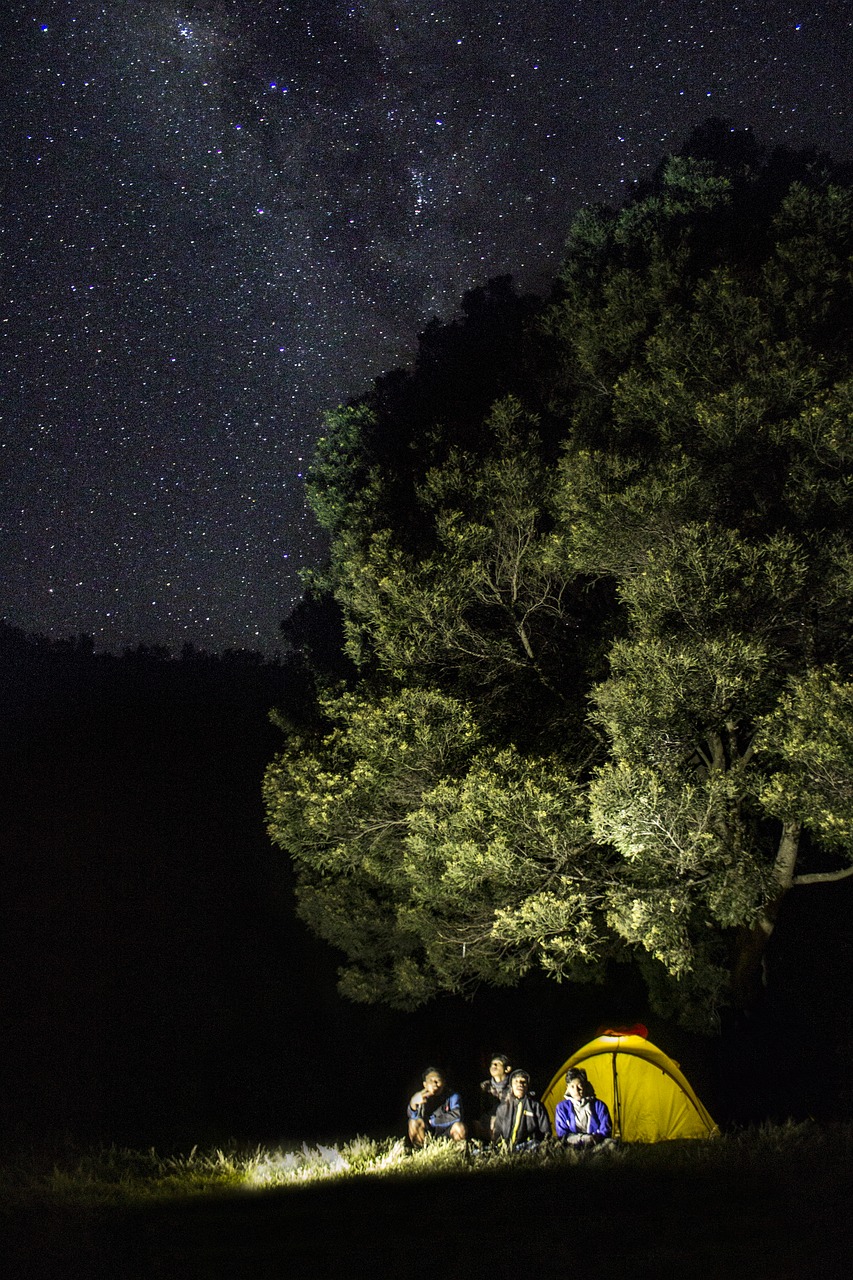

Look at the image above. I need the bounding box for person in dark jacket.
[492,1069,551,1150]
[474,1052,512,1139]
[406,1067,467,1146]
[554,1067,613,1145]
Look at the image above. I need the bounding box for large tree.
[266,135,853,1030]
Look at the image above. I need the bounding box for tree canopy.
[265,129,853,1030]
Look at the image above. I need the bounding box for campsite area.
[3,635,852,1277]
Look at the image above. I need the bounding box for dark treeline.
[2,621,312,1148]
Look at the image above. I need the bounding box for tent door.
[610,1052,623,1139]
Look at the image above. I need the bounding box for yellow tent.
[541,1026,719,1142]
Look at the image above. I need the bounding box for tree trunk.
[730,820,801,1010]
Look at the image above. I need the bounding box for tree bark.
[772,819,803,891]
[731,820,801,1010]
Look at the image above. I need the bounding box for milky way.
[2,1,850,651]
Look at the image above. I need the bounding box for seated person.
[406,1066,467,1146]
[474,1052,512,1139]
[492,1068,551,1150]
[554,1067,613,1145]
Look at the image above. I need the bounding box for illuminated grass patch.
[2,1121,850,1211]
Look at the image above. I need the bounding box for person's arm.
[437,1091,463,1128]
[536,1101,552,1141]
[554,1101,572,1139]
[593,1099,612,1137]
[407,1090,425,1120]
[492,1100,509,1142]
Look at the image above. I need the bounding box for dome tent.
[541,1025,719,1142]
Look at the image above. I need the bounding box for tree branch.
[792,864,853,886]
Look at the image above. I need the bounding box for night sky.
[2,2,850,654]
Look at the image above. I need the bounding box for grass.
[3,1124,851,1278]
[2,1119,851,1208]
[0,1135,411,1209]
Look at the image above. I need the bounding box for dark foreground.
[6,1142,851,1280]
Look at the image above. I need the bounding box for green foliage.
[265,688,482,1005]
[306,404,380,538]
[268,138,853,1029]
[403,747,609,989]
[758,668,853,848]
[266,687,611,1003]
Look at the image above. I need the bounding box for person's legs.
[409,1118,467,1145]
[407,1117,428,1146]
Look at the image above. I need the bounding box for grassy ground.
[3,1123,851,1279]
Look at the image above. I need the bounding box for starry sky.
[2,2,850,653]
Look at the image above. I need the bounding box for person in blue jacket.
[406,1066,467,1146]
[555,1067,613,1145]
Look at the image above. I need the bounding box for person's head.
[509,1069,530,1099]
[422,1067,445,1097]
[489,1053,511,1082]
[564,1067,592,1103]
